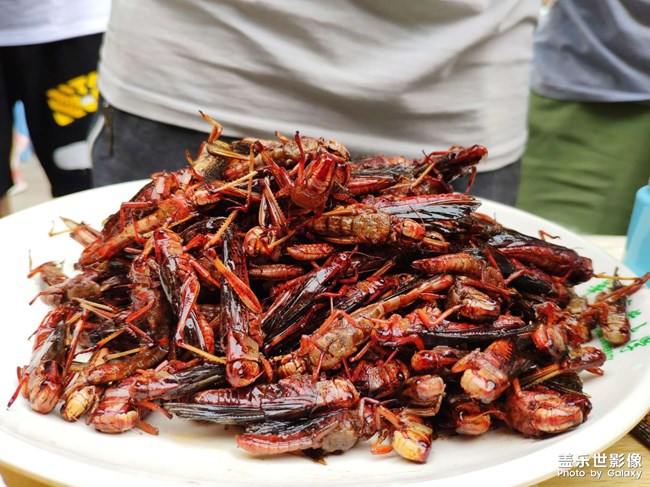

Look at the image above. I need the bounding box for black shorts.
[91,104,522,206]
[0,33,103,198]
[91,104,239,187]
[451,159,521,206]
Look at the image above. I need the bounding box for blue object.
[13,101,29,136]
[623,184,650,284]
[13,101,34,162]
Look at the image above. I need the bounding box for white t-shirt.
[0,0,111,46]
[99,0,539,171]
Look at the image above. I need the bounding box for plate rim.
[0,181,648,487]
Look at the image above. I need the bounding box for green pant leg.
[517,91,650,235]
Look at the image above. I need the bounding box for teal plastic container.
[623,184,650,285]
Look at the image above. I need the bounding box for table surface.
[1,236,647,487]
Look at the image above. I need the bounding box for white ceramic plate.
[0,182,648,487]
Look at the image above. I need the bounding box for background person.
[0,0,110,217]
[517,0,650,235]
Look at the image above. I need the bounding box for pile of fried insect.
[12,114,649,463]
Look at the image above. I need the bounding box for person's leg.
[17,34,103,198]
[91,103,213,187]
[0,47,19,216]
[517,91,650,235]
[451,160,521,206]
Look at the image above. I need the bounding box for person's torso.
[99,0,539,170]
[531,0,650,102]
[0,0,111,46]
